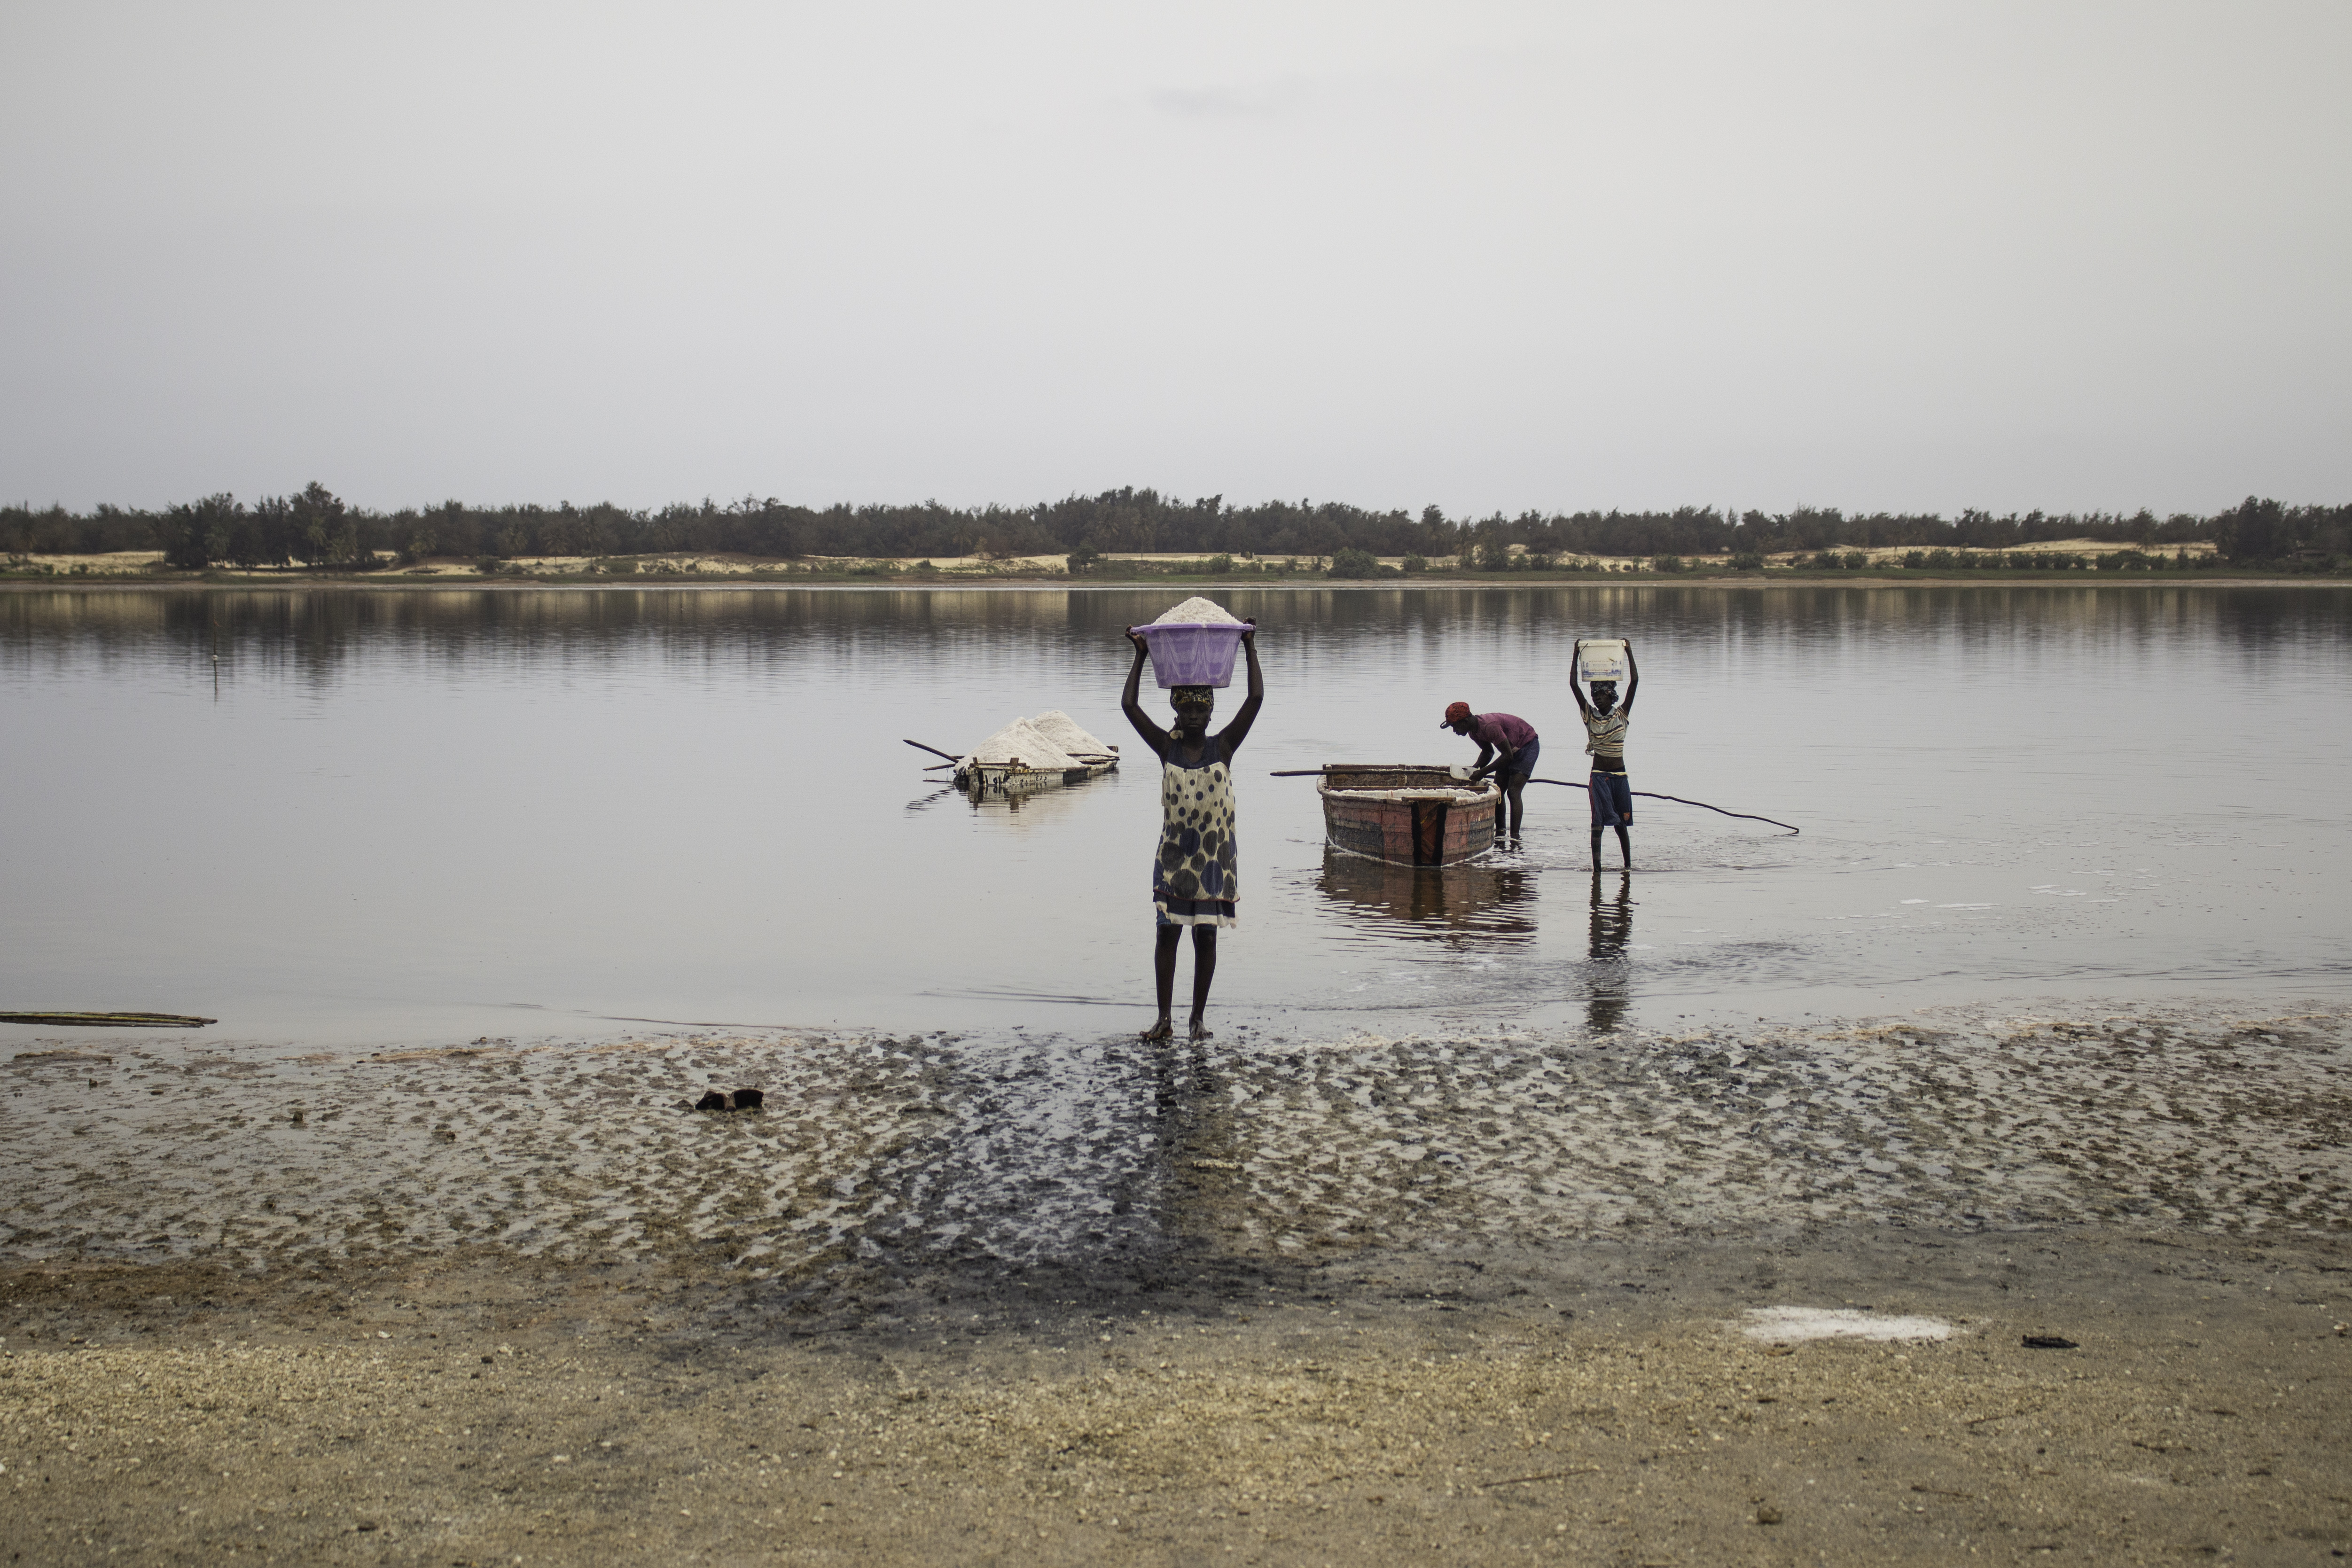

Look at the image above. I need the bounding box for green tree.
[290,482,362,566]
[2216,496,2286,562]
[156,494,242,569]
[227,495,296,567]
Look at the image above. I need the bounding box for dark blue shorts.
[1496,738,1539,781]
[1589,770,1631,827]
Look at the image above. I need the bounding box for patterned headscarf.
[1169,685,1214,738]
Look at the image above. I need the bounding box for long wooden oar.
[903,739,962,764]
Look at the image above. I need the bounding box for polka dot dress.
[1152,740,1238,928]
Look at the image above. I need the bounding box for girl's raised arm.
[1121,631,1172,761]
[1215,624,1265,756]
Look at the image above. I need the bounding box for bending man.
[1441,702,1539,844]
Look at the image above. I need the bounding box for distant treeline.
[4,486,2347,569]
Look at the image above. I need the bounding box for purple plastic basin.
[1131,622,1247,688]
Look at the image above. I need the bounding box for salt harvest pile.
[1155,595,1243,624]
[945,710,1120,792]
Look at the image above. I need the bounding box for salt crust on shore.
[6,1229,2345,1568]
[4,1004,2344,1286]
[1741,1306,1954,1342]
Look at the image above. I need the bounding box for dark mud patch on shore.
[8,1003,2345,1323]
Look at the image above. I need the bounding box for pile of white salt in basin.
[1153,596,1242,624]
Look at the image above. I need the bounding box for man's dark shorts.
[1589,770,1631,827]
[1498,738,1539,782]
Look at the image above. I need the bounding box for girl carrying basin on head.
[1121,621,1262,1043]
[1570,638,1639,869]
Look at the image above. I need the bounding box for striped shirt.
[1583,708,1629,761]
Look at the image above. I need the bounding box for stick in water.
[1525,777,1798,834]
[903,739,962,763]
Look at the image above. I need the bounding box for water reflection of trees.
[1312,848,1536,948]
[3,585,2345,688]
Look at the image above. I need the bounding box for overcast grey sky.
[3,1,2346,517]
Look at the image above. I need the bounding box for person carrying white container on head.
[1571,638,1639,869]
[1122,601,1264,1044]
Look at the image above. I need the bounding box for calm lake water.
[5,584,2348,1046]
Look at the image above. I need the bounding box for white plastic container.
[1576,638,1628,682]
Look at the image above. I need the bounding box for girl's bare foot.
[1188,1018,1212,1041]
[1142,1017,1174,1042]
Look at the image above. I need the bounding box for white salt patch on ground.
[964,718,1079,770]
[1028,710,1114,757]
[1153,596,1241,624]
[1742,1307,1955,1342]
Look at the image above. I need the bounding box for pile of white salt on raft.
[1027,710,1116,759]
[963,718,1082,772]
[1153,596,1242,624]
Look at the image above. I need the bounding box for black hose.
[1265,765,1797,834]
[1525,777,1798,834]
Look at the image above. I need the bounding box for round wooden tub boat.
[1316,764,1502,866]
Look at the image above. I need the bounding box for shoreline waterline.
[6,573,2347,593]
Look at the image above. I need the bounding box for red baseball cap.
[1439,701,1471,728]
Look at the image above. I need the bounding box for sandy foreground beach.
[6,1004,2348,1564]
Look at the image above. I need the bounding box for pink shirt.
[1468,712,1537,752]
